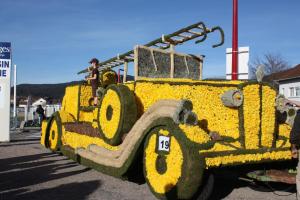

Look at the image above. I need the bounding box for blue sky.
[0,0,299,84]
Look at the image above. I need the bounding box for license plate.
[158,135,170,152]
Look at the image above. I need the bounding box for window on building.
[296,87,300,97]
[281,88,285,95]
[290,87,295,97]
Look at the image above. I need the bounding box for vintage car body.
[41,22,293,200]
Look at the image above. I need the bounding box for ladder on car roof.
[77,21,224,74]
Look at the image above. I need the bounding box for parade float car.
[41,22,296,200]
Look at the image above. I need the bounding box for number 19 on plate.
[158,135,170,152]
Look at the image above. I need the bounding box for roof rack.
[78,21,224,74]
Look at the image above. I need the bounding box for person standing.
[86,58,100,106]
[36,105,45,126]
[285,99,300,199]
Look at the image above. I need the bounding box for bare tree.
[250,53,291,79]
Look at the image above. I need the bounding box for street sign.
[0,42,11,142]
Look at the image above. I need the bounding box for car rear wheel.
[45,112,62,152]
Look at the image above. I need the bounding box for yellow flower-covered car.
[41,22,294,200]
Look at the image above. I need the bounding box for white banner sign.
[0,83,5,109]
[0,42,11,142]
[226,47,250,80]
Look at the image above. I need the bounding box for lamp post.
[13,64,17,119]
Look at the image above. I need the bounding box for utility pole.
[232,0,238,80]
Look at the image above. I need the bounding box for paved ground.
[0,130,297,200]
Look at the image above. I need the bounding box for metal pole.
[24,105,28,122]
[199,56,204,80]
[170,44,175,78]
[123,62,128,83]
[13,64,17,118]
[232,0,238,80]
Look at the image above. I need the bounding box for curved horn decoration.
[211,26,225,48]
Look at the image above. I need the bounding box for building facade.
[279,77,300,101]
[265,64,300,101]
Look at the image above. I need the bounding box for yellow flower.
[80,85,93,107]
[62,129,118,151]
[276,124,291,148]
[79,111,94,122]
[261,86,276,147]
[61,85,80,119]
[179,124,211,144]
[133,81,240,140]
[200,141,241,153]
[41,120,48,146]
[205,150,291,168]
[243,85,260,149]
[59,111,76,123]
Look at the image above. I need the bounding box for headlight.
[221,89,243,108]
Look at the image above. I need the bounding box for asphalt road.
[0,130,297,200]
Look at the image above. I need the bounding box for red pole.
[232,0,238,80]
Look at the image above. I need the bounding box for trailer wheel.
[143,119,204,200]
